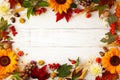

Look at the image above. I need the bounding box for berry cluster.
[20,60,37,80]
[35,8,47,15]
[48,63,60,70]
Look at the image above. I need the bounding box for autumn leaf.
[56,12,65,22]
[9,0,18,9]
[101,71,119,80]
[65,9,73,22]
[56,9,73,22]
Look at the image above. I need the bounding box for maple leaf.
[56,9,73,22]
[9,0,18,9]
[65,9,73,22]
[56,12,65,22]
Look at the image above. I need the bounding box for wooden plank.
[30,29,107,47]
[17,9,105,29]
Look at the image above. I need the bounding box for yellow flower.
[89,63,102,76]
[48,0,73,14]
[0,0,11,16]
[102,48,120,74]
[0,49,18,79]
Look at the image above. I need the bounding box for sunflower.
[102,48,120,74]
[0,49,18,79]
[48,0,73,14]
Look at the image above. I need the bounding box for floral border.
[0,0,120,80]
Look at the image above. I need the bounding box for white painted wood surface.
[12,10,107,80]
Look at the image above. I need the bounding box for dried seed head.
[99,51,105,57]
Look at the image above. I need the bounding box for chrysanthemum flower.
[0,0,12,17]
[89,63,102,76]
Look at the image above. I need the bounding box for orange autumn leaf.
[115,4,120,18]
[117,19,120,31]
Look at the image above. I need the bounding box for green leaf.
[22,0,34,7]
[70,3,77,8]
[100,32,117,44]
[98,5,108,17]
[38,1,49,7]
[92,0,100,3]
[100,38,107,43]
[27,7,34,19]
[57,64,72,77]
[75,57,80,68]
[0,17,8,30]
[107,35,116,44]
[108,15,118,25]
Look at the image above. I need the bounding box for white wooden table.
[12,9,107,80]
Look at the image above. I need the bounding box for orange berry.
[17,51,24,56]
[95,57,101,63]
[86,12,91,18]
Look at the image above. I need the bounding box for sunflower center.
[0,56,10,66]
[55,0,66,4]
[110,56,120,66]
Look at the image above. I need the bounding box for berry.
[17,51,24,56]
[86,12,91,18]
[35,9,42,15]
[41,8,46,13]
[95,57,101,63]
[71,60,76,64]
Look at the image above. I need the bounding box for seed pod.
[19,18,25,24]
[99,51,105,57]
[38,60,45,65]
[14,12,20,17]
[103,46,109,52]
[10,17,16,23]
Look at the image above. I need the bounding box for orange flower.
[102,48,120,74]
[0,49,18,79]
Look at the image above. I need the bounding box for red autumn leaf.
[65,9,73,22]
[56,12,65,22]
[9,0,18,9]
[101,71,119,80]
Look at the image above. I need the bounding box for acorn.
[10,17,16,23]
[14,12,20,17]
[3,42,12,49]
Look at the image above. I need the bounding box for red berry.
[17,51,24,56]
[95,57,101,63]
[86,12,91,18]
[35,9,42,15]
[71,60,76,64]
[41,8,46,13]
